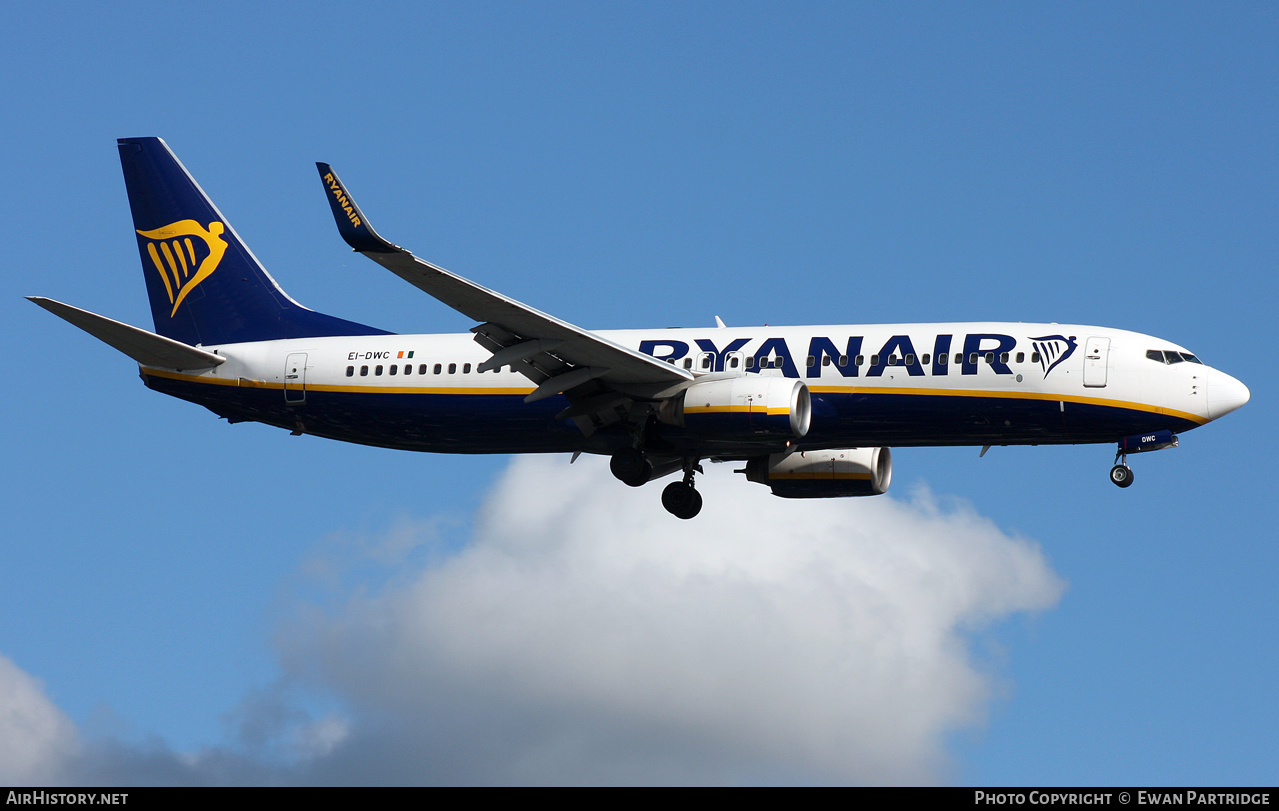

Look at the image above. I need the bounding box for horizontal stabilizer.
[28,297,225,370]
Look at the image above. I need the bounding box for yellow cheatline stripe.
[808,384,1208,425]
[771,472,872,480]
[144,368,239,386]
[140,369,1206,425]
[684,405,790,415]
[309,383,536,395]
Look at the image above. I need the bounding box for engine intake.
[745,447,892,498]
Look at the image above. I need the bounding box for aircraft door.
[285,352,308,403]
[1083,337,1109,388]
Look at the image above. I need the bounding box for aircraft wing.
[316,164,692,421]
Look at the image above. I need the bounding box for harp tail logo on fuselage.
[1030,334,1078,377]
[136,219,228,316]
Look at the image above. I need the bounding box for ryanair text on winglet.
[323,173,362,228]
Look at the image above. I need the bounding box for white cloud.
[276,455,1065,784]
[0,654,78,783]
[8,456,1064,785]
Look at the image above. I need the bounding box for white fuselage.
[139,321,1249,457]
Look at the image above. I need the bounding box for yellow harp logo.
[136,220,228,316]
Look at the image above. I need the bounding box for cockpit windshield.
[1146,349,1203,365]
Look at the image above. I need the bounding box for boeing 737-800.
[29,138,1250,518]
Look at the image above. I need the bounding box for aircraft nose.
[1208,369,1250,419]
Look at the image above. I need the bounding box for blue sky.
[2,2,1275,785]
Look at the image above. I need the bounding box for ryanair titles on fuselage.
[637,331,1078,379]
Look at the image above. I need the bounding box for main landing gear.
[609,448,703,518]
[609,446,652,487]
[661,461,704,520]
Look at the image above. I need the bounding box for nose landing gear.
[1109,461,1135,488]
[1109,431,1179,488]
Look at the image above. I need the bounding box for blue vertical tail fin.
[118,137,389,345]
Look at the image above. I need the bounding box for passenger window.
[729,356,739,369]
[938,353,948,366]
[856,355,864,366]
[822,356,831,367]
[1031,352,1040,364]
[389,364,397,376]
[463,363,471,373]
[984,352,994,364]
[419,364,428,375]
[346,366,354,377]
[887,355,897,366]
[806,355,815,367]
[1016,352,1024,363]
[403,364,412,375]
[871,355,880,366]
[905,353,915,366]
[969,353,979,365]
[955,353,964,365]
[448,363,457,374]
[1000,352,1009,364]
[375,365,383,376]
[360,365,368,376]
[745,357,754,369]
[434,364,442,374]
[921,353,930,365]
[838,355,848,367]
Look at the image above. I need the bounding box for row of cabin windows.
[676,351,1041,370]
[345,348,1055,378]
[345,362,505,378]
[1146,349,1203,365]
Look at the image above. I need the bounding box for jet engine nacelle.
[744,447,892,498]
[668,376,812,440]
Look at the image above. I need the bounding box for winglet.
[316,163,400,253]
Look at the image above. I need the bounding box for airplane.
[29,137,1250,519]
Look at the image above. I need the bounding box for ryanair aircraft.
[30,138,1250,518]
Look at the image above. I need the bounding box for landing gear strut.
[1110,449,1134,488]
[661,460,703,519]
